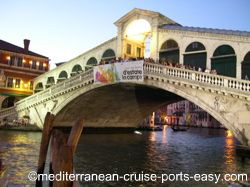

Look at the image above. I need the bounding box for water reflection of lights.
[162,125,168,144]
[224,130,236,173]
[0,133,40,185]
[149,131,156,142]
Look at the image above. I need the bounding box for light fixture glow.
[124,19,151,42]
[24,83,28,88]
[226,130,234,138]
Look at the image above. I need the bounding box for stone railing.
[143,63,250,93]
[0,106,17,119]
[15,68,94,110]
[2,61,250,115]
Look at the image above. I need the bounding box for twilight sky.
[1,0,250,69]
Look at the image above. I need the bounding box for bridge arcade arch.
[71,64,83,77]
[242,52,250,79]
[34,82,44,93]
[86,57,98,70]
[1,96,16,109]
[101,49,116,61]
[123,19,151,59]
[184,42,207,71]
[57,71,68,83]
[46,77,55,88]
[159,39,179,64]
[211,45,236,77]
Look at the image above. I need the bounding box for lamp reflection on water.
[162,125,168,144]
[224,130,236,173]
[149,131,156,142]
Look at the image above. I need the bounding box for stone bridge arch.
[51,79,249,145]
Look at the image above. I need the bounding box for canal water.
[0,127,249,187]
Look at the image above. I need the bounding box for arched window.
[71,64,83,76]
[46,77,55,88]
[1,96,16,108]
[211,45,236,77]
[185,42,206,52]
[213,45,235,56]
[102,49,116,62]
[58,71,68,83]
[242,52,250,79]
[86,57,98,71]
[184,42,207,71]
[161,39,178,50]
[34,82,43,93]
[159,39,179,64]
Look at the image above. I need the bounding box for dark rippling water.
[0,127,250,187]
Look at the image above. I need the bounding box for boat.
[137,126,163,131]
[134,131,142,135]
[171,125,187,132]
[0,124,41,131]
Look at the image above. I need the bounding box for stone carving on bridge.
[214,96,230,113]
[245,103,250,111]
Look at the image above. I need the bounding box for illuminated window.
[9,56,15,66]
[15,79,21,88]
[17,57,23,67]
[7,77,13,87]
[127,44,132,54]
[30,81,33,90]
[39,62,43,70]
[137,47,141,58]
[31,61,36,69]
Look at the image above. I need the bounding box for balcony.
[0,62,48,74]
[0,86,33,96]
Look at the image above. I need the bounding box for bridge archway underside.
[12,64,250,146]
[53,84,181,128]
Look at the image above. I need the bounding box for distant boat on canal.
[171,125,188,132]
[0,121,41,132]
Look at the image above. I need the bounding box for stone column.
[179,45,184,64]
[116,25,123,58]
[150,26,159,61]
[206,49,212,70]
[236,55,243,79]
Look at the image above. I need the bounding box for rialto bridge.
[0,9,250,146]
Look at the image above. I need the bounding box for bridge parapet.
[0,106,17,121]
[144,63,250,97]
[15,69,93,112]
[3,61,250,114]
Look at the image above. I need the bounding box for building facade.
[0,39,49,109]
[164,101,222,128]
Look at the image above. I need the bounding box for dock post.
[67,118,84,154]
[36,112,55,187]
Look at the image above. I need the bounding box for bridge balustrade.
[0,106,16,119]
[2,61,250,116]
[143,62,250,92]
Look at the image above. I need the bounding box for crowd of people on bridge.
[158,59,218,75]
[98,57,219,75]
